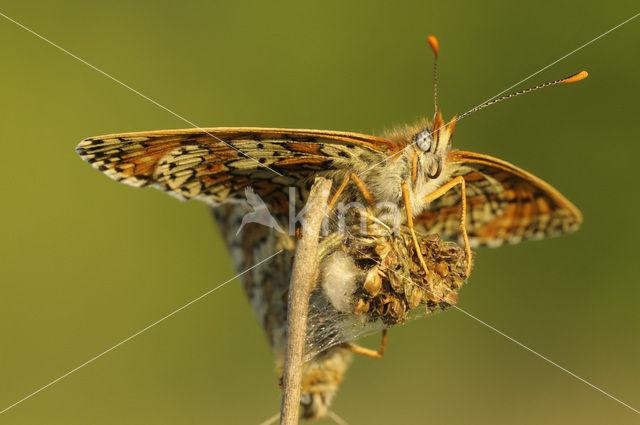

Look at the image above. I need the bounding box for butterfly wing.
[414,151,583,247]
[76,127,398,214]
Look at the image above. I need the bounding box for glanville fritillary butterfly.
[76,35,586,420]
[76,35,585,274]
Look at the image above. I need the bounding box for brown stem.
[280,177,332,425]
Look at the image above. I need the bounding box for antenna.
[427,35,439,116]
[457,71,588,121]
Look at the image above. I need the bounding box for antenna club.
[560,70,588,84]
[427,35,439,56]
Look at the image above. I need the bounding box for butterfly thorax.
[354,147,449,218]
[330,117,454,227]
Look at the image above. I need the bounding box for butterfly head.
[412,111,456,179]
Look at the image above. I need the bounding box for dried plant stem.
[280,177,332,425]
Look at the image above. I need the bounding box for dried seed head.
[408,287,423,309]
[353,298,370,315]
[315,220,473,354]
[388,297,405,319]
[435,261,450,277]
[389,271,404,291]
[443,291,458,305]
[374,243,392,258]
[363,267,382,296]
[380,250,399,269]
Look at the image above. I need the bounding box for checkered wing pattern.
[76,127,397,214]
[414,151,583,247]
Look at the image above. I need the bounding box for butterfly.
[76,36,584,268]
[76,35,585,419]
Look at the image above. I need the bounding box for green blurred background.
[1,1,639,424]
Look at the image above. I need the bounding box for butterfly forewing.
[76,127,398,213]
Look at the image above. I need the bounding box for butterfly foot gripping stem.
[343,329,388,359]
[423,175,472,277]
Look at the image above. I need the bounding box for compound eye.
[414,131,432,152]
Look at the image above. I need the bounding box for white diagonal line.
[257,412,280,425]
[0,249,284,416]
[327,410,350,425]
[470,11,640,111]
[0,11,284,177]
[358,11,640,177]
[359,250,640,415]
[256,409,349,425]
[448,300,640,415]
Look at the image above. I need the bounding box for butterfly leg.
[349,173,376,206]
[326,173,377,213]
[326,175,351,213]
[423,176,472,276]
[343,329,387,358]
[401,180,433,277]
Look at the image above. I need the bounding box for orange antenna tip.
[427,35,439,56]
[560,70,588,84]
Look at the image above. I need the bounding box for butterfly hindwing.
[414,151,582,247]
